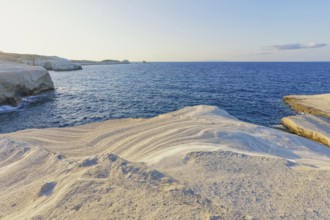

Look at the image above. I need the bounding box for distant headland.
[71,59,130,66]
[0,51,131,71]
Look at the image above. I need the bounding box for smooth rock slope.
[0,62,54,106]
[1,106,330,219]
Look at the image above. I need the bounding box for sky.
[0,0,329,61]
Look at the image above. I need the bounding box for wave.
[0,94,47,114]
[0,105,19,113]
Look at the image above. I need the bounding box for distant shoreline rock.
[0,61,54,106]
[0,52,82,71]
[71,59,130,66]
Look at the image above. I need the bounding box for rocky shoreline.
[0,52,131,107]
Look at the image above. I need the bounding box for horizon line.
[132,60,330,63]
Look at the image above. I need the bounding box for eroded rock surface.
[1,106,330,219]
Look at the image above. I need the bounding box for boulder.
[0,62,54,106]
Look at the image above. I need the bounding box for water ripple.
[0,62,329,133]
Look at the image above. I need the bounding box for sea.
[0,62,329,134]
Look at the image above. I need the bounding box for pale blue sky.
[0,0,329,61]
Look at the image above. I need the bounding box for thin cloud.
[265,42,327,51]
[254,52,273,55]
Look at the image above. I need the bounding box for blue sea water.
[0,62,329,134]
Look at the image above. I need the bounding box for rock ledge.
[282,94,330,147]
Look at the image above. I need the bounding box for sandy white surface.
[1,106,330,219]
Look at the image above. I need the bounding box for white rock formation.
[0,52,82,71]
[1,106,330,219]
[23,56,82,71]
[0,61,54,106]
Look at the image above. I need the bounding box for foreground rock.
[283,94,330,118]
[1,106,330,219]
[0,51,82,71]
[0,62,54,106]
[282,94,330,147]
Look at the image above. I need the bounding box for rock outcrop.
[283,94,330,118]
[0,52,82,71]
[281,115,330,147]
[282,94,330,147]
[0,62,54,106]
